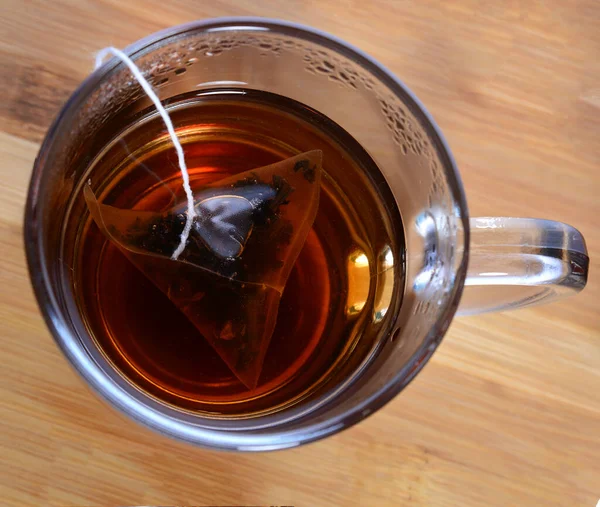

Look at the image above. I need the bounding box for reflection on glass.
[346,249,371,316]
[373,246,395,323]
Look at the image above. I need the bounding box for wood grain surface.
[1,1,599,505]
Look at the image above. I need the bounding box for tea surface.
[76,89,403,416]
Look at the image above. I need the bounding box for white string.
[95,46,196,260]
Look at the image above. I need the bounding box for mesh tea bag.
[85,150,322,389]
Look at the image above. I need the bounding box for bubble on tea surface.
[84,150,322,389]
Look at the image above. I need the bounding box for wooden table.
[1,1,599,505]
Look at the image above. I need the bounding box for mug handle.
[457,218,589,316]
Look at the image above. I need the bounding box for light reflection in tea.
[346,250,370,316]
[374,246,395,323]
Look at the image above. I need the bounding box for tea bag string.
[95,47,196,260]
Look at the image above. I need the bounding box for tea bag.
[85,150,322,389]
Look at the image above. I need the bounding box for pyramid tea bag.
[85,150,322,389]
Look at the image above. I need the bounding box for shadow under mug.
[24,18,589,451]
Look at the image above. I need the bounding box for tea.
[76,89,404,416]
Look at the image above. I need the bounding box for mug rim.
[24,16,470,451]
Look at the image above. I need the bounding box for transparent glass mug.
[25,18,589,451]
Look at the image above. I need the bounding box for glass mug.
[25,18,589,451]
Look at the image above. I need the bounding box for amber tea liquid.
[76,89,404,417]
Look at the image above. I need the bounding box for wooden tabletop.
[1,1,599,505]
